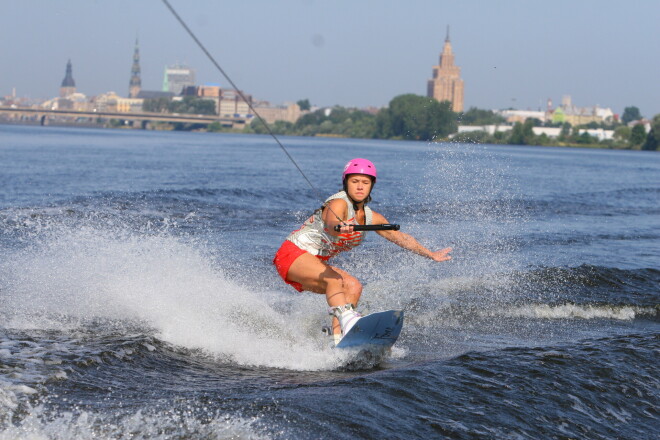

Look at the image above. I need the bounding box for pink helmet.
[342,158,377,182]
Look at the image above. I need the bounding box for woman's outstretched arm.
[372,211,452,262]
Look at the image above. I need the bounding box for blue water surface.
[0,125,658,439]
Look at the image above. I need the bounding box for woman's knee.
[321,267,361,303]
[343,275,362,304]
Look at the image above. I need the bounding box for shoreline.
[0,119,652,151]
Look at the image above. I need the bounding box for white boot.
[330,304,361,336]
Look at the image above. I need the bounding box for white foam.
[500,303,655,320]
[0,225,351,371]
[6,385,38,395]
[389,345,408,359]
[0,382,19,412]
[0,405,270,440]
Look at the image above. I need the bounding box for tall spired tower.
[129,39,142,98]
[60,59,76,97]
[427,27,464,112]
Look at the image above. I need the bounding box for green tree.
[208,121,233,132]
[459,107,505,125]
[297,99,311,111]
[630,124,646,146]
[558,122,572,142]
[493,130,507,143]
[294,108,327,131]
[536,133,552,146]
[575,131,595,144]
[143,97,171,113]
[641,114,660,151]
[452,130,490,144]
[168,96,216,115]
[613,126,631,144]
[318,120,334,133]
[243,119,293,135]
[347,113,377,138]
[243,118,267,134]
[292,106,376,137]
[508,122,525,145]
[508,120,535,145]
[621,106,642,124]
[376,94,457,140]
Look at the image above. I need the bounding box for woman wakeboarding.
[159,3,451,345]
[273,158,453,343]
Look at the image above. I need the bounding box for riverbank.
[1,118,655,151]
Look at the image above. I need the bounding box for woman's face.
[345,174,373,203]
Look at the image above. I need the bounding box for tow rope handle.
[334,224,400,232]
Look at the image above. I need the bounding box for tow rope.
[161,0,398,231]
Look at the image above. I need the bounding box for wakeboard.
[336,310,404,350]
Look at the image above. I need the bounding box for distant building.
[92,92,121,112]
[427,27,464,112]
[497,109,547,124]
[93,92,143,113]
[628,119,652,133]
[182,84,221,98]
[126,42,176,103]
[217,89,252,118]
[533,127,562,138]
[578,128,614,141]
[38,60,88,110]
[456,125,569,139]
[42,92,88,112]
[493,95,616,127]
[550,96,614,126]
[181,85,255,117]
[252,102,302,124]
[162,64,195,95]
[115,97,143,113]
[129,39,142,98]
[456,124,614,140]
[457,125,512,136]
[60,60,76,98]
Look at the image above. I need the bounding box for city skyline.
[2,0,659,117]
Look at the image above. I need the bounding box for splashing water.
[0,219,352,371]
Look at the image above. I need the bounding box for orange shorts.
[273,240,329,292]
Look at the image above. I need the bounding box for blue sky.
[3,0,659,117]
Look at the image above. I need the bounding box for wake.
[0,222,352,371]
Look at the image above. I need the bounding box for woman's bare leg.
[287,253,362,334]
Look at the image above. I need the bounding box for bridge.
[0,106,249,129]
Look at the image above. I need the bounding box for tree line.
[144,95,659,150]
[451,107,659,150]
[242,94,459,141]
[143,96,216,115]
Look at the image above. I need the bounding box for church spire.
[129,38,142,98]
[59,59,76,97]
